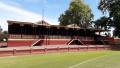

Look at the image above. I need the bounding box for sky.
[0,0,104,31]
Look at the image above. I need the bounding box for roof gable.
[36,20,51,26]
[67,24,80,28]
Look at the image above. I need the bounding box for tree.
[3,31,8,35]
[98,0,120,37]
[0,31,8,42]
[0,26,8,42]
[94,16,112,30]
[0,26,2,33]
[59,0,94,28]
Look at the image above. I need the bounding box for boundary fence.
[0,45,111,57]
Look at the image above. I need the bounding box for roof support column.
[20,24,24,39]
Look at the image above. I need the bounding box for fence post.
[30,48,32,55]
[57,47,59,52]
[87,45,89,51]
[96,45,98,50]
[79,46,80,51]
[104,46,106,50]
[68,46,70,52]
[78,46,79,51]
[44,48,47,54]
[13,49,16,56]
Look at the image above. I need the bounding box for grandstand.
[7,20,114,47]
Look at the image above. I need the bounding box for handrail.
[31,39,41,46]
[67,39,84,45]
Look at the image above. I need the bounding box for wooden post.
[13,49,16,56]
[44,48,47,54]
[68,46,70,52]
[87,45,89,51]
[78,46,80,51]
[96,45,98,50]
[30,48,32,54]
[20,24,24,39]
[57,47,59,52]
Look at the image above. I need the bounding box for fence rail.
[0,45,111,57]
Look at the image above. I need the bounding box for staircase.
[31,39,41,46]
[67,39,84,45]
[66,39,73,45]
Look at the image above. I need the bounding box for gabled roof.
[7,20,34,25]
[66,24,80,28]
[36,20,51,26]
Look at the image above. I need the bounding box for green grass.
[0,51,120,68]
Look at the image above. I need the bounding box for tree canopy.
[94,16,112,30]
[0,26,2,33]
[0,26,8,42]
[98,0,120,37]
[59,0,93,28]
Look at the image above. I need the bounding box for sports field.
[0,51,120,68]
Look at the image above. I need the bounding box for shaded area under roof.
[7,20,110,32]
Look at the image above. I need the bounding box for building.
[7,20,114,47]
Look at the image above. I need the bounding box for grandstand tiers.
[7,20,114,47]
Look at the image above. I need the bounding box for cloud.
[0,2,41,18]
[0,1,59,31]
[23,0,47,4]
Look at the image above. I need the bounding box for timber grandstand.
[8,20,113,46]
[0,20,118,56]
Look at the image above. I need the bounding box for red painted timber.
[0,45,112,57]
[35,39,70,46]
[8,39,70,47]
[8,40,36,47]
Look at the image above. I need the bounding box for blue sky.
[0,0,105,31]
